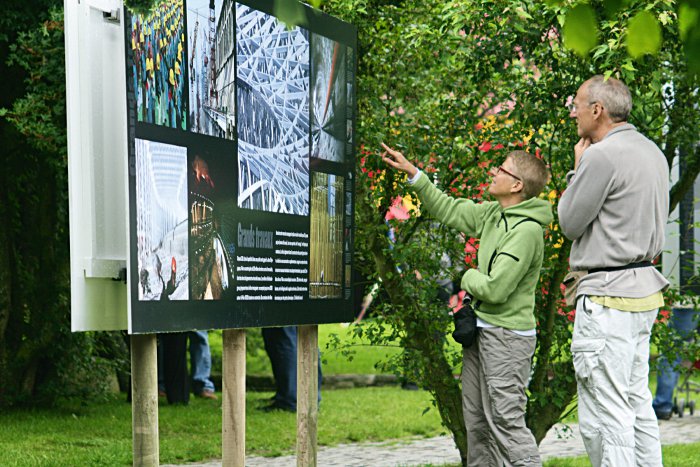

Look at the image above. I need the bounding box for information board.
[124,0,357,333]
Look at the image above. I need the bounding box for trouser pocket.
[571,337,605,387]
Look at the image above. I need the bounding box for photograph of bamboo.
[309,172,344,299]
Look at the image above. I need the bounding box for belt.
[588,261,653,274]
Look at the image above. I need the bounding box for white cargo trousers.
[572,296,662,467]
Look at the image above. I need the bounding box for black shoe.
[260,402,296,413]
[655,410,672,420]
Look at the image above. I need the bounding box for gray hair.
[586,75,633,122]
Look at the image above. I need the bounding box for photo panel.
[135,138,189,301]
[128,0,188,129]
[309,172,345,299]
[236,3,310,215]
[186,0,237,139]
[345,46,355,156]
[311,34,347,163]
[188,140,237,300]
[125,0,358,332]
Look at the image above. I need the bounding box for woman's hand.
[380,143,418,178]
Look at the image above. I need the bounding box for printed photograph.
[188,148,235,300]
[309,172,344,299]
[311,35,347,163]
[236,3,310,215]
[129,0,188,129]
[135,139,189,301]
[187,0,237,139]
[345,189,352,216]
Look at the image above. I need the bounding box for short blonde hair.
[508,151,549,200]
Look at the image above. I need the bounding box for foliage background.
[319,0,700,459]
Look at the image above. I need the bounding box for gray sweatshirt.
[558,123,669,298]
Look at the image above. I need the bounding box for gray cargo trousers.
[461,327,541,467]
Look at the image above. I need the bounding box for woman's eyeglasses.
[493,165,521,181]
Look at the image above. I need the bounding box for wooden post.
[222,329,246,467]
[296,325,318,467]
[131,334,159,467]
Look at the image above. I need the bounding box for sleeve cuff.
[408,170,423,185]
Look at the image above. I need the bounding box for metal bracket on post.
[103,9,120,23]
[85,0,121,23]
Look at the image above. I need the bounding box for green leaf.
[602,0,625,18]
[682,23,700,75]
[626,11,662,58]
[621,60,637,71]
[562,4,599,57]
[308,0,323,8]
[124,0,159,16]
[679,2,700,41]
[544,0,564,7]
[274,0,307,28]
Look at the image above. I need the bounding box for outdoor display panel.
[125,0,357,333]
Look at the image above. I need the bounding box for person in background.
[261,326,322,413]
[652,305,699,419]
[189,330,217,400]
[158,330,217,401]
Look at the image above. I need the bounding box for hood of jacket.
[501,196,553,226]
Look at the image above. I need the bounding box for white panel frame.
[65,0,129,331]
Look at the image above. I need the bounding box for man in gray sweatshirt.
[558,75,669,467]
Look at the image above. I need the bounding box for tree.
[320,0,700,463]
[0,6,126,406]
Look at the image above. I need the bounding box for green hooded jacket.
[413,173,554,331]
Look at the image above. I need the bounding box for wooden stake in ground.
[131,334,159,467]
[222,329,246,467]
[297,325,319,467]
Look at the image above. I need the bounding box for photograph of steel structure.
[135,139,189,301]
[309,173,344,299]
[187,0,237,139]
[189,152,233,300]
[236,3,310,215]
[311,35,346,163]
[129,0,188,129]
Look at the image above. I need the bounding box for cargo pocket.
[571,337,605,387]
[487,377,526,426]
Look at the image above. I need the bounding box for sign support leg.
[296,324,318,467]
[222,329,246,467]
[131,333,159,467]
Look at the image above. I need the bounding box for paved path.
[165,415,700,466]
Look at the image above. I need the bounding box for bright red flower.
[478,141,492,152]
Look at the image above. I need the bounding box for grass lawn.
[0,387,444,466]
[209,323,409,375]
[542,442,700,467]
[3,323,699,466]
